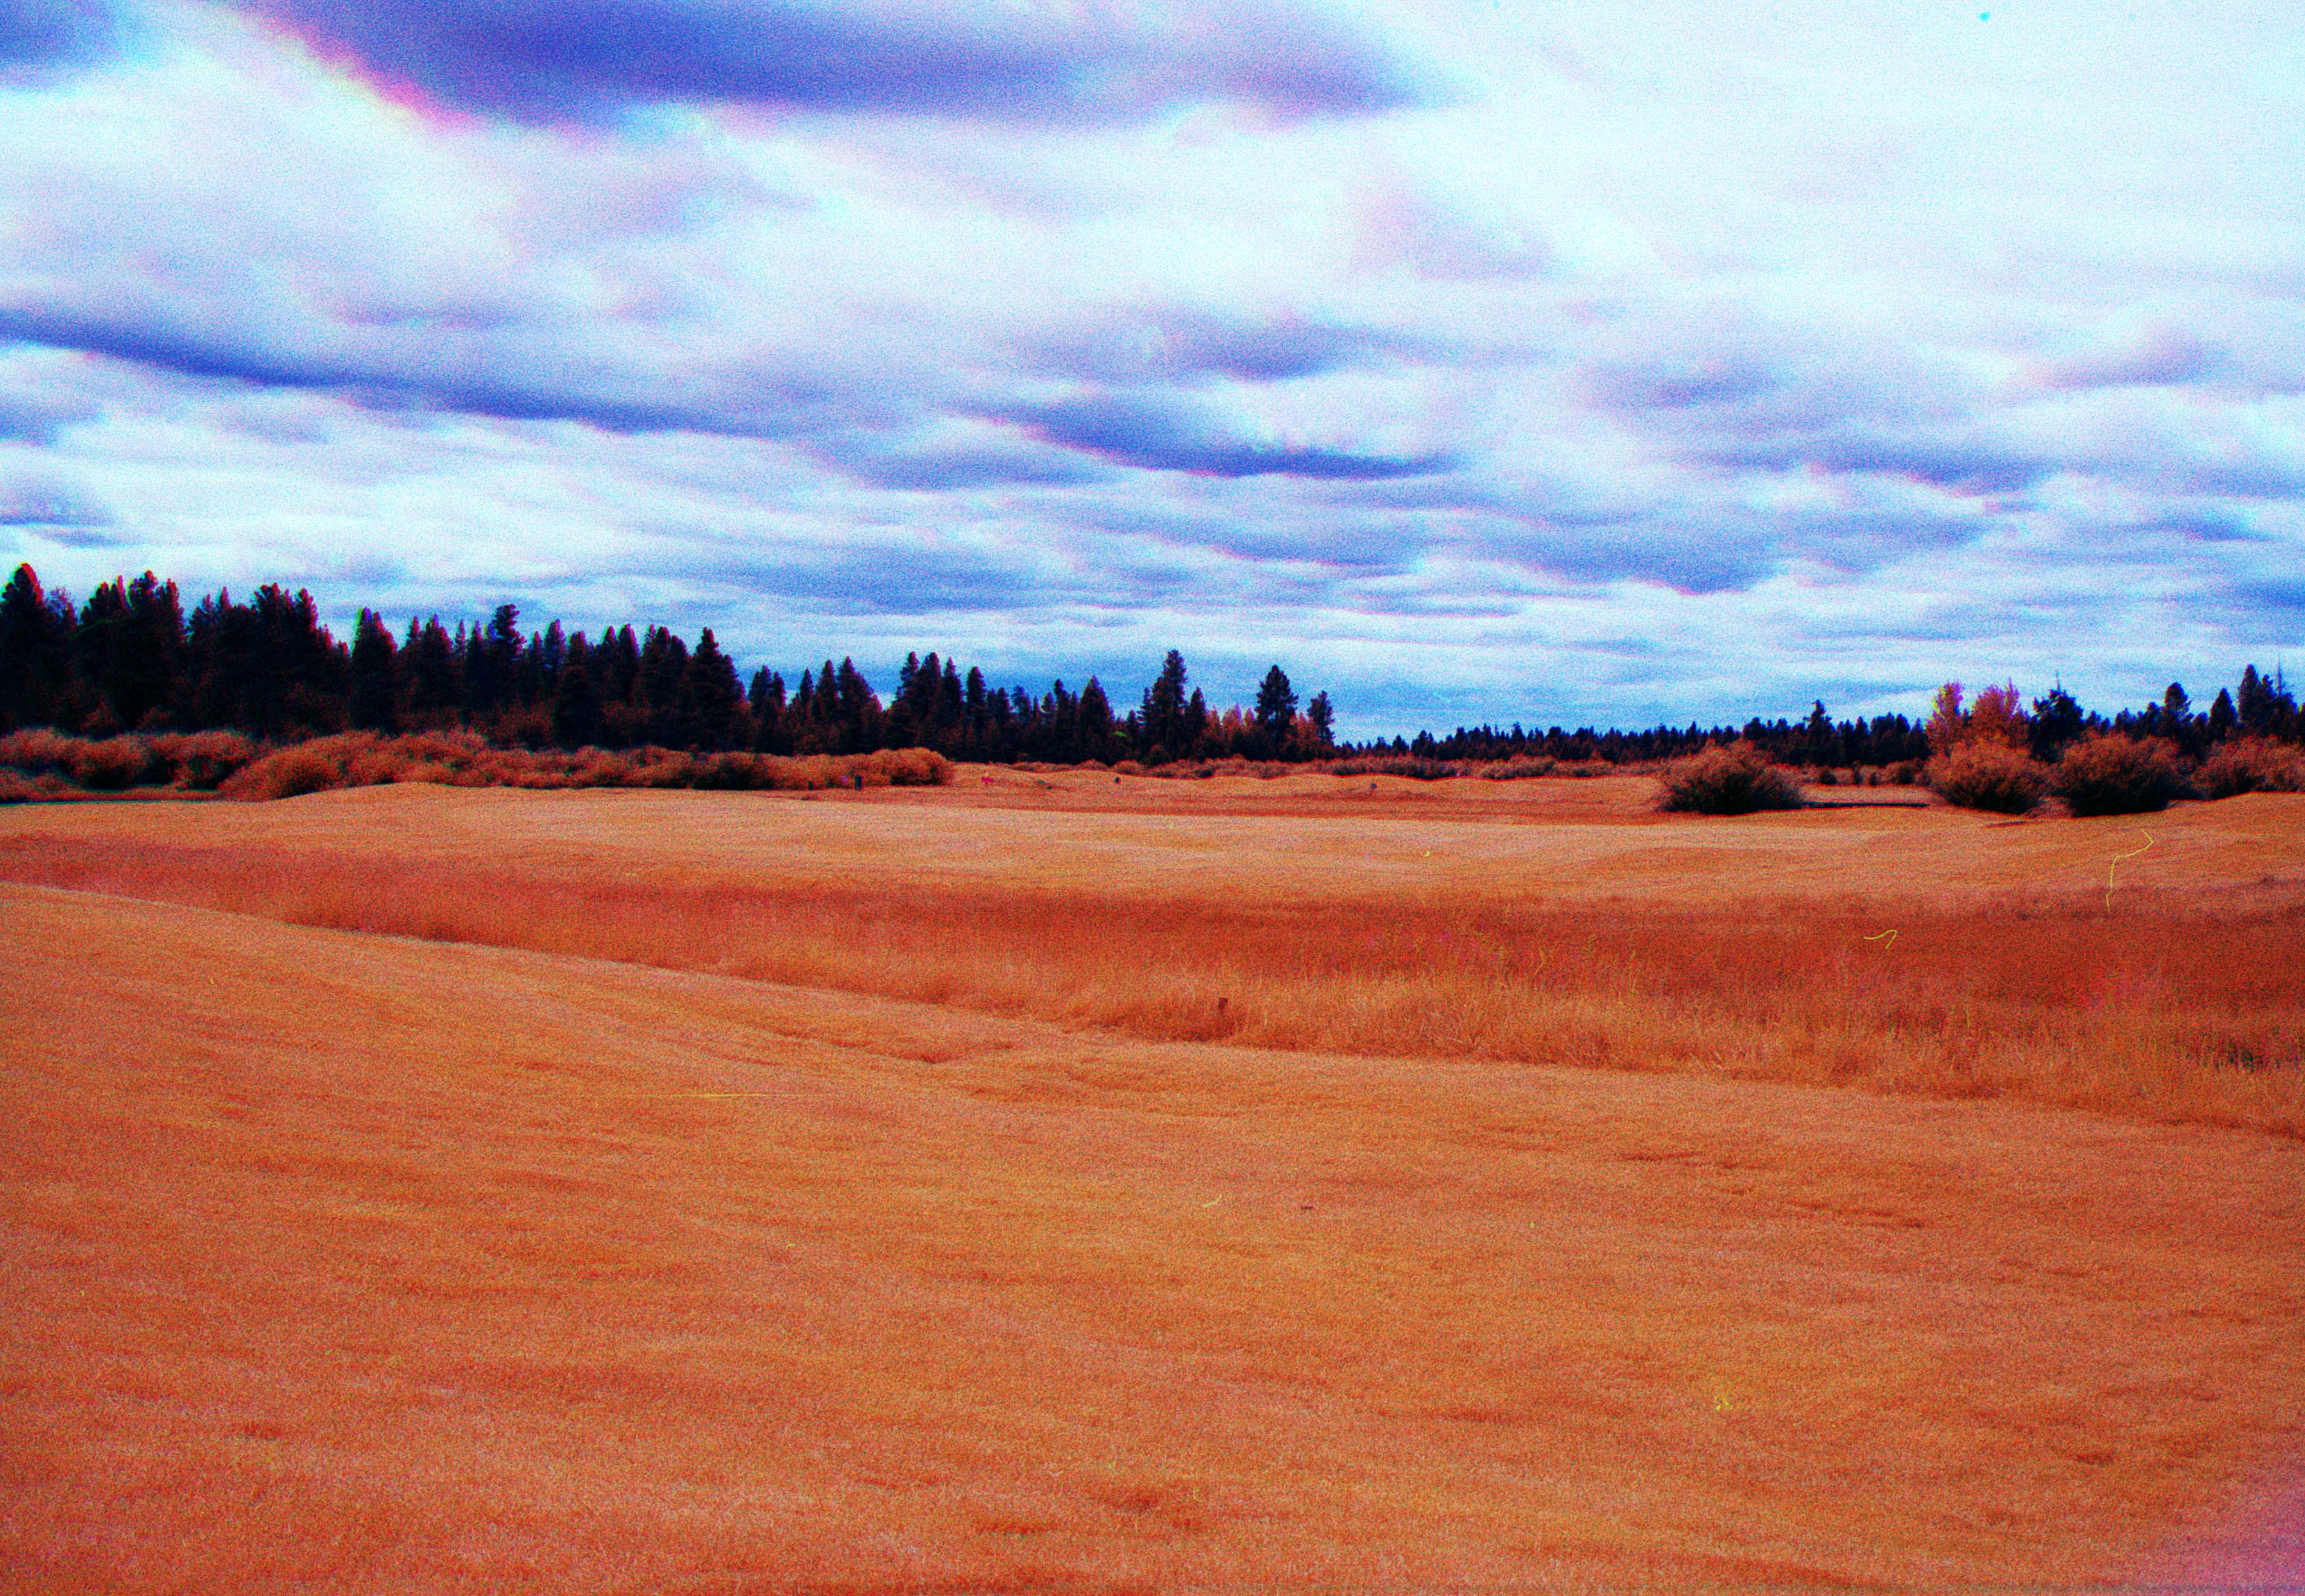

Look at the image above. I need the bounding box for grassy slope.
[3,773,2300,1134]
[3,774,2303,1591]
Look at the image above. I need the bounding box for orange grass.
[5,885,2303,1593]
[2,824,2300,1137]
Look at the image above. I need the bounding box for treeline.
[0,565,1334,764]
[2,561,2296,767]
[1379,675,2302,769]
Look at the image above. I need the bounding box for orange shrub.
[2197,737,2305,799]
[216,734,952,799]
[1656,744,1803,814]
[1479,756,1557,780]
[0,727,89,776]
[71,736,165,791]
[2056,733,2191,817]
[1929,741,2050,814]
[149,731,260,789]
[0,769,76,803]
[221,743,348,801]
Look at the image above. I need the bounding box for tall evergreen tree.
[1078,676,1117,762]
[1141,649,1188,761]
[1306,690,1335,750]
[348,609,399,731]
[676,628,743,749]
[1254,664,1297,756]
[0,563,70,730]
[2237,664,2276,734]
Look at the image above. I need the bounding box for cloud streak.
[238,0,1441,123]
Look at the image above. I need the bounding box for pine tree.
[1078,676,1116,761]
[2238,664,2275,734]
[552,656,601,747]
[1254,664,1297,757]
[748,668,787,753]
[676,628,743,750]
[349,609,398,731]
[1142,650,1188,761]
[1306,690,1335,750]
[0,563,70,730]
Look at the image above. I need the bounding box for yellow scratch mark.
[1864,929,1899,949]
[2105,831,2156,909]
[1201,1195,1224,1208]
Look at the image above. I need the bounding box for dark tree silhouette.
[1253,664,1296,756]
[676,628,743,750]
[348,609,399,732]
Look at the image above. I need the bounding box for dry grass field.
[3,767,2302,1593]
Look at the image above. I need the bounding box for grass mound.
[1656,744,1803,814]
[2055,733,2191,817]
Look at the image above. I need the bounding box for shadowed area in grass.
[5,885,2303,1592]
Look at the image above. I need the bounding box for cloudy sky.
[1,0,2299,734]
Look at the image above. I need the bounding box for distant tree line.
[2,561,2295,766]
[0,564,1333,763]
[1395,673,2300,769]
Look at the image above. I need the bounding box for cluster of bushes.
[1656,716,2305,820]
[0,728,262,801]
[1926,727,2303,817]
[2197,737,2305,799]
[1,728,951,803]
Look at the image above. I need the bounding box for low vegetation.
[1656,743,1804,814]
[1929,741,2052,814]
[215,732,951,800]
[2198,736,2305,798]
[0,728,260,799]
[8,823,2297,1139]
[2056,732,2192,817]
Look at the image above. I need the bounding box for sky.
[1,0,2300,736]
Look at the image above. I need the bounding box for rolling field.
[3,769,2302,1592]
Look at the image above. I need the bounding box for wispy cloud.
[235,0,1443,122]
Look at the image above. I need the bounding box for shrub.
[1928,742,2050,814]
[223,743,349,801]
[1327,756,1455,780]
[151,731,260,790]
[70,736,163,791]
[2197,737,2305,799]
[0,769,76,803]
[2055,733,2191,817]
[0,728,85,776]
[1656,744,1803,814]
[1479,756,1556,780]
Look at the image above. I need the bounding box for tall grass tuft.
[2055,733,2192,817]
[1656,744,1803,814]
